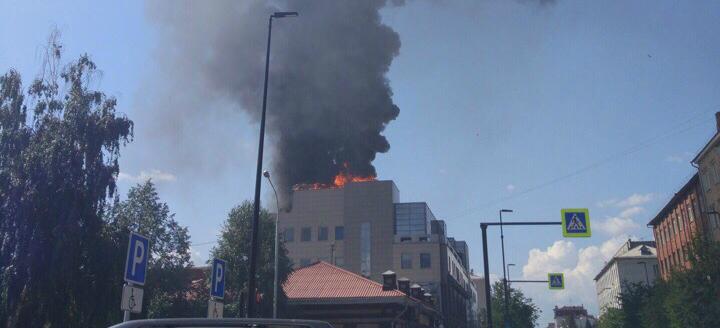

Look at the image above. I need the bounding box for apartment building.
[647,174,706,279]
[279,180,478,328]
[691,112,720,241]
[593,240,658,315]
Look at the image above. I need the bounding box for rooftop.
[284,261,410,303]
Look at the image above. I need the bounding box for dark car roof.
[108,318,333,328]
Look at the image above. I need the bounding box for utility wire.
[450,109,715,220]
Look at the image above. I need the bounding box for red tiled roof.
[284,261,407,300]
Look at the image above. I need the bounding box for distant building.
[471,276,487,325]
[647,174,707,279]
[553,305,598,328]
[284,261,439,328]
[691,112,720,242]
[279,180,478,328]
[593,239,658,315]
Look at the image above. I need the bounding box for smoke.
[145,1,401,203]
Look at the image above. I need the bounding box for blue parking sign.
[211,258,227,299]
[124,232,150,285]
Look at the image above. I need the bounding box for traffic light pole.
[480,221,561,328]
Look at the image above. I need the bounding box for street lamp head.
[500,209,513,213]
[263,170,270,178]
[272,11,299,18]
[508,263,516,267]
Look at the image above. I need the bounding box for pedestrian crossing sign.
[561,208,591,238]
[548,273,564,290]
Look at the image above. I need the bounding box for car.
[108,318,334,328]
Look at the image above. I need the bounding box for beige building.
[593,240,658,315]
[279,180,478,328]
[691,112,720,242]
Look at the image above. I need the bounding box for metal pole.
[481,224,493,328]
[122,283,131,322]
[264,174,280,319]
[499,211,509,327]
[247,15,273,318]
[479,221,560,328]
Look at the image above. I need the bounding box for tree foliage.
[104,180,195,319]
[210,201,293,318]
[490,281,541,328]
[0,37,133,327]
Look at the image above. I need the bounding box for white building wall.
[595,258,659,315]
[595,262,621,315]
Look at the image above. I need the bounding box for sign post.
[548,273,565,290]
[122,232,150,322]
[208,258,227,319]
[561,208,591,238]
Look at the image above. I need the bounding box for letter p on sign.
[211,258,227,299]
[124,232,150,285]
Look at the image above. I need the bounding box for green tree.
[661,236,720,328]
[210,201,293,318]
[490,281,541,328]
[104,180,194,319]
[0,36,133,327]
[598,308,625,328]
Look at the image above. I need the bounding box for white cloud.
[597,193,653,208]
[506,184,516,192]
[596,216,639,236]
[519,236,630,317]
[616,193,653,208]
[665,152,694,164]
[118,169,177,183]
[595,206,644,236]
[189,246,207,266]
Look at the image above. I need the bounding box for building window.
[301,227,312,242]
[420,253,431,269]
[401,253,412,269]
[394,203,435,236]
[318,226,328,241]
[335,226,344,240]
[284,228,295,242]
[360,223,371,276]
[300,258,311,267]
[400,237,412,242]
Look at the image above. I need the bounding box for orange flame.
[293,163,376,191]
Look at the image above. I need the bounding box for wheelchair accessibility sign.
[561,208,591,238]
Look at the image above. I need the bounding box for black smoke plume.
[147,1,401,204]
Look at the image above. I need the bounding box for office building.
[553,305,598,328]
[279,180,478,328]
[593,240,658,314]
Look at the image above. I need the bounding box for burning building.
[279,180,479,328]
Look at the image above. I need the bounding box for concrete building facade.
[553,305,597,328]
[279,180,478,328]
[691,112,720,242]
[593,240,658,315]
[647,174,706,279]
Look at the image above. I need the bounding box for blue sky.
[3,0,720,324]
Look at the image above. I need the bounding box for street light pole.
[506,263,516,288]
[247,11,297,318]
[263,171,280,319]
[499,209,513,327]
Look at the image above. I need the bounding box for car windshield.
[3,1,720,328]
